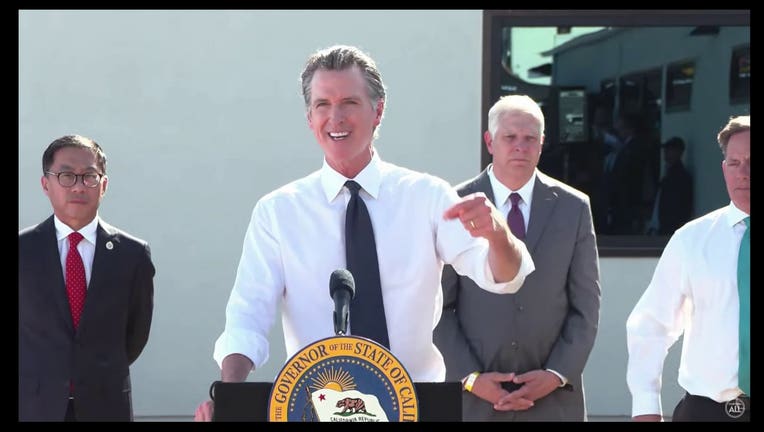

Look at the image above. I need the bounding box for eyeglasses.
[45,171,104,188]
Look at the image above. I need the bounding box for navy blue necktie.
[344,180,390,348]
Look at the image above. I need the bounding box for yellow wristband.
[463,372,480,392]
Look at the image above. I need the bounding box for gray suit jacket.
[434,168,600,421]
[19,216,155,421]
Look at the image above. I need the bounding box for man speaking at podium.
[194,45,534,421]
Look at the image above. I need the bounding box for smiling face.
[722,129,750,214]
[485,110,544,190]
[306,65,384,179]
[42,145,108,230]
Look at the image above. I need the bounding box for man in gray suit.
[434,95,601,421]
[19,135,155,421]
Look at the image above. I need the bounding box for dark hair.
[300,45,386,111]
[662,136,685,152]
[42,135,107,174]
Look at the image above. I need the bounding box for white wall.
[19,10,683,419]
[19,9,483,417]
[586,257,683,417]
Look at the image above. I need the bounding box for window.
[730,44,750,104]
[666,60,695,111]
[483,10,750,256]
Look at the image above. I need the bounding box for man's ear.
[100,176,109,197]
[484,130,494,155]
[41,175,50,196]
[374,99,384,126]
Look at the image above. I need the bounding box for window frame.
[665,58,696,112]
[729,43,750,105]
[482,9,750,257]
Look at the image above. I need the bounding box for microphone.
[329,269,356,336]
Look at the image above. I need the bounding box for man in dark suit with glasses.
[19,135,155,421]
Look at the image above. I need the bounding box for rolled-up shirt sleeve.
[213,199,283,370]
[435,183,534,295]
[626,232,688,417]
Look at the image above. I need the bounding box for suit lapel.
[39,217,75,334]
[79,221,120,330]
[526,173,559,253]
[469,168,496,205]
[465,167,558,254]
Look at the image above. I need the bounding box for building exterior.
[19,10,748,420]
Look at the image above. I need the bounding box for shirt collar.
[724,201,750,228]
[54,214,99,245]
[488,165,537,208]
[320,150,382,203]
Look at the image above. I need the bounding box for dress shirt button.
[511,341,519,349]
[517,305,524,312]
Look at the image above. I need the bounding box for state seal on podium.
[267,335,419,422]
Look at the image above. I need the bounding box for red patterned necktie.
[66,232,87,329]
[508,192,526,241]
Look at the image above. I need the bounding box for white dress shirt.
[214,152,535,382]
[54,215,100,288]
[626,202,749,416]
[488,165,536,227]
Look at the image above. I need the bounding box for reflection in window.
[666,60,695,110]
[487,22,749,244]
[730,44,750,104]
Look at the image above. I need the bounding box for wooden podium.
[211,381,462,422]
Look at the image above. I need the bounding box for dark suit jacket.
[19,216,155,421]
[434,168,601,421]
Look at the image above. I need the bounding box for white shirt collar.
[54,214,99,245]
[488,165,537,208]
[724,201,750,228]
[320,149,382,203]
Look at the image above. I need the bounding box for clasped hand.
[471,370,561,412]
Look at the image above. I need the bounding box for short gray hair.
[487,95,545,140]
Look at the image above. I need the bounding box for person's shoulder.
[99,220,150,247]
[453,173,484,195]
[674,207,726,235]
[19,223,40,238]
[258,169,322,204]
[380,160,451,190]
[537,171,589,203]
[19,216,52,239]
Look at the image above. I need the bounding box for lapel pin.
[106,241,114,250]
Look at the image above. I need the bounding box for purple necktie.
[508,192,526,241]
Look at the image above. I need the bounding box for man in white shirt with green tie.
[626,115,750,422]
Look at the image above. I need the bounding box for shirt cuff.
[481,239,535,294]
[213,329,269,371]
[546,368,568,387]
[631,391,663,417]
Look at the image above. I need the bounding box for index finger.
[443,193,485,220]
[443,201,468,220]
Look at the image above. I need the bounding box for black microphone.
[329,269,356,336]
